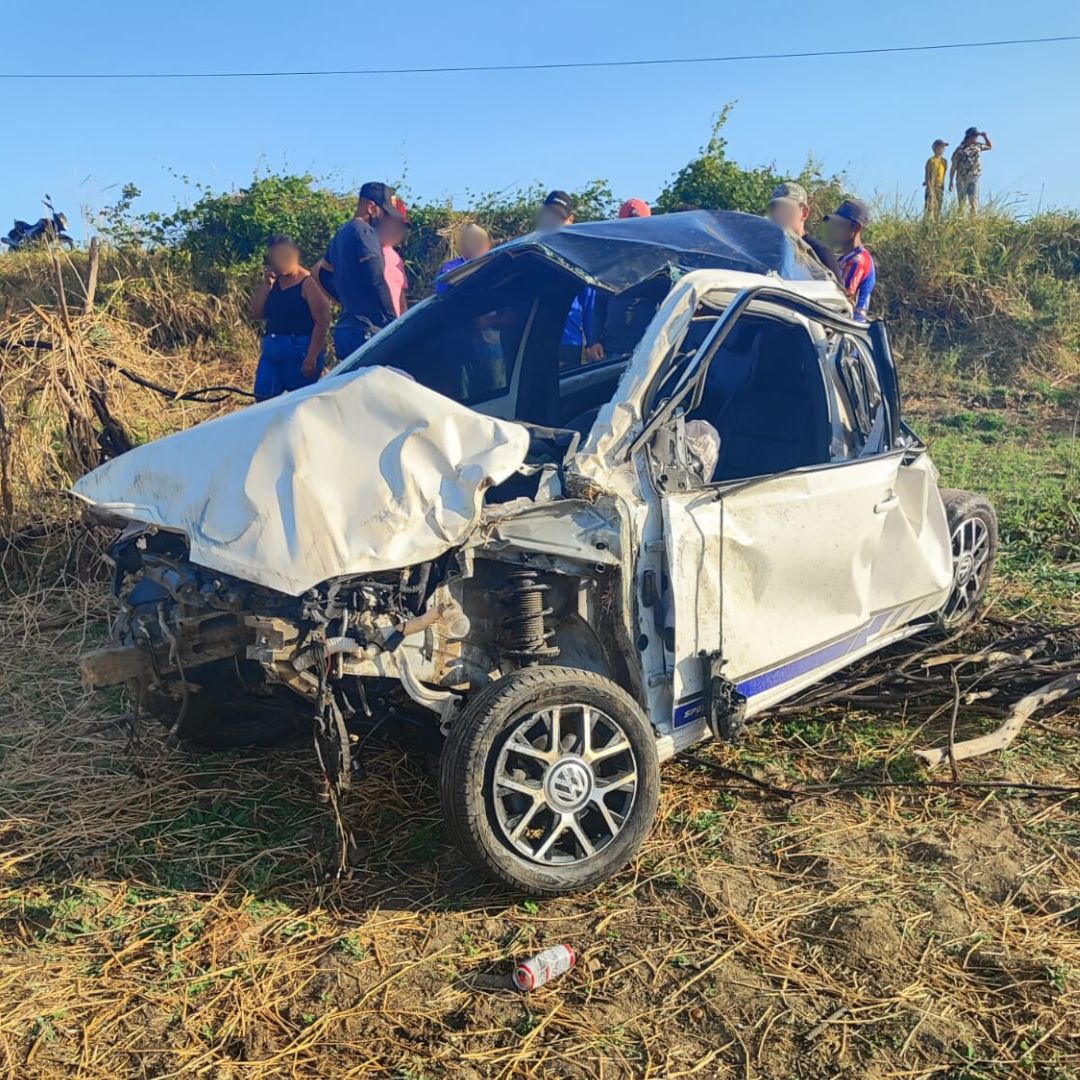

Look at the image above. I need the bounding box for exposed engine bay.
[84,476,632,804]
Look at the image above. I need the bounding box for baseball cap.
[388,195,411,228]
[618,198,651,219]
[767,197,801,219]
[824,198,871,229]
[542,190,575,220]
[359,181,406,220]
[769,181,809,208]
[964,126,979,139]
[932,138,949,149]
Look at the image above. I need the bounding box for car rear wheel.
[440,667,660,895]
[939,489,998,629]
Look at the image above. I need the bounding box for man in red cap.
[618,198,651,219]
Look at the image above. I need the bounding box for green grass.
[911,397,1080,614]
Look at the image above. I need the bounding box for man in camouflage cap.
[766,181,842,282]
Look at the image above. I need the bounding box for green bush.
[655,104,847,219]
[9,108,1080,388]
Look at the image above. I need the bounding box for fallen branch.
[914,672,1080,769]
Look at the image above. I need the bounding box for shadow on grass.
[4,720,519,918]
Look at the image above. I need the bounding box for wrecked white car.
[75,212,998,895]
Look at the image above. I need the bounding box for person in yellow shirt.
[923,139,948,217]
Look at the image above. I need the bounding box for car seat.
[714,324,828,481]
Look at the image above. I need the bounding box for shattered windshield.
[334,261,547,405]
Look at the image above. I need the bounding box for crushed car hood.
[71,366,531,596]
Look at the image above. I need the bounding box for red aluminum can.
[513,945,576,991]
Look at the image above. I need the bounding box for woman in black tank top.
[249,235,332,401]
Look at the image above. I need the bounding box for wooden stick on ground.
[914,672,1080,769]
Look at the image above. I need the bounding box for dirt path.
[0,581,1077,1079]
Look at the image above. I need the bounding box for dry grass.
[1,240,1078,1079]
[0,303,254,530]
[0,568,1077,1079]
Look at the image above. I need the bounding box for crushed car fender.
[70,366,532,596]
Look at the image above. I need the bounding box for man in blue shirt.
[316,182,403,362]
[536,191,601,369]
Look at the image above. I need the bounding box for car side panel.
[718,456,899,682]
[662,492,723,725]
[871,452,953,620]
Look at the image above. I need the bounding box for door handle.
[874,491,900,514]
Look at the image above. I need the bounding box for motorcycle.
[3,211,75,250]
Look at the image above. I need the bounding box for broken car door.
[659,310,940,730]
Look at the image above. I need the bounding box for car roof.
[439,210,836,294]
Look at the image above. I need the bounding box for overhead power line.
[2,34,1078,80]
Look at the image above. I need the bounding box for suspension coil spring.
[500,570,560,663]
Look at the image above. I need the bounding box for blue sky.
[3,0,1077,239]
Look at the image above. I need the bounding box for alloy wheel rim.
[492,704,638,865]
[943,515,991,623]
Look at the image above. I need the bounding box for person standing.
[923,139,949,217]
[949,128,993,215]
[249,235,331,401]
[315,182,403,362]
[380,196,410,316]
[823,199,876,323]
[435,223,492,295]
[765,181,843,282]
[536,190,600,366]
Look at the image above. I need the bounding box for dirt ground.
[1,389,1078,1079]
[0,570,1077,1079]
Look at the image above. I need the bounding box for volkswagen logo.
[546,758,593,812]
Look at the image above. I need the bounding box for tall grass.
[0,251,255,533]
[869,208,1080,382]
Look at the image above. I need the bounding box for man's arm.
[979,132,993,151]
[948,151,958,190]
[923,159,934,188]
[582,288,605,361]
[301,277,332,376]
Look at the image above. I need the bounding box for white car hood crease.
[71,366,532,596]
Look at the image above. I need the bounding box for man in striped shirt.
[823,199,876,323]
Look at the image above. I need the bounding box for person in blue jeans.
[249,236,331,401]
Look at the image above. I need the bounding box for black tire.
[440,667,660,895]
[938,488,998,629]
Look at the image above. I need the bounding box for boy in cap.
[949,128,993,214]
[766,182,842,282]
[924,140,949,217]
[824,199,876,323]
[536,189,576,232]
[316,181,403,361]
